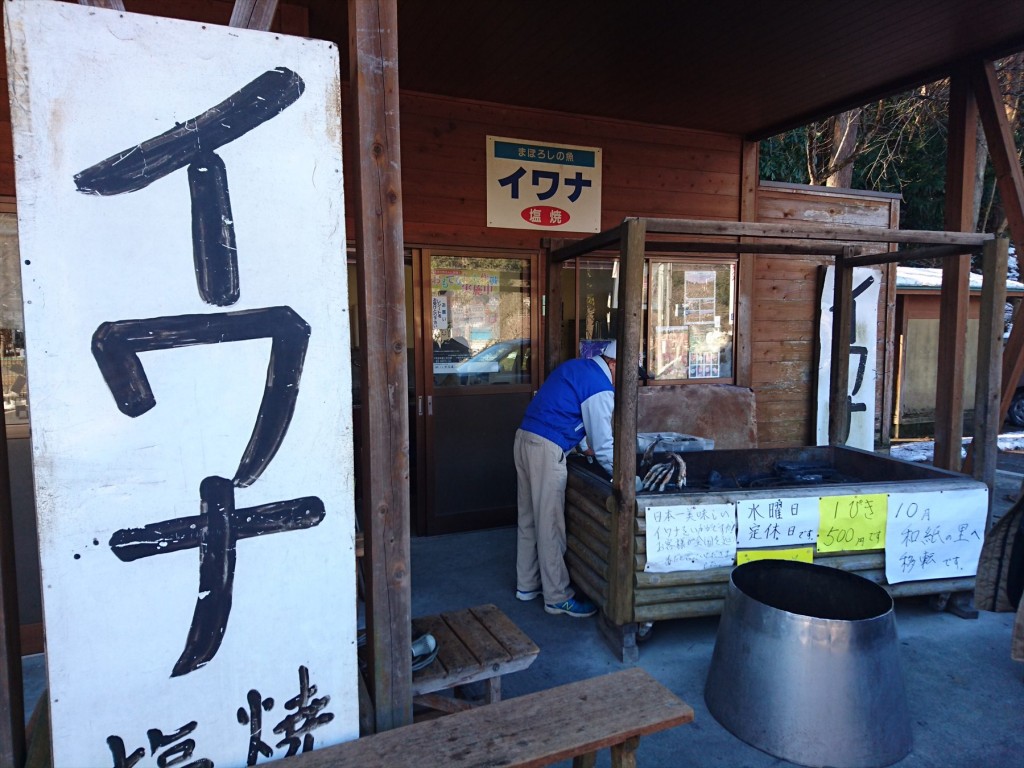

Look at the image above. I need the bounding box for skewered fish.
[640,452,687,492]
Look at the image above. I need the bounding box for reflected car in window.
[454,338,530,385]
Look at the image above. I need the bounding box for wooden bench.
[291,667,694,767]
[410,603,539,712]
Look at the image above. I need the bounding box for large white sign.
[816,266,881,449]
[486,136,602,232]
[885,488,988,584]
[6,2,357,764]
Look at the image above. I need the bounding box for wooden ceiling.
[52,1,1024,140]
[298,0,1024,139]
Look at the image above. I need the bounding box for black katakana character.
[75,68,305,306]
[531,169,559,200]
[563,170,592,202]
[497,167,527,198]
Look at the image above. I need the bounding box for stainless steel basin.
[705,560,912,768]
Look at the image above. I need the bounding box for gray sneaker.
[544,597,597,617]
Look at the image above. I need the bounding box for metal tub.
[704,559,912,768]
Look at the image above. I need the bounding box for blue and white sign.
[486,136,602,232]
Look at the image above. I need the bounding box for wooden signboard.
[5,1,356,764]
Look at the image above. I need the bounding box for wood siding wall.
[341,88,744,250]
[754,183,901,447]
[0,6,899,456]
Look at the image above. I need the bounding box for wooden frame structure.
[549,218,1005,657]
[2,3,1024,763]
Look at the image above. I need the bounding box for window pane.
[431,255,531,387]
[648,261,735,381]
[576,258,619,354]
[0,212,28,428]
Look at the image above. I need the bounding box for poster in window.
[652,327,688,379]
[682,270,716,325]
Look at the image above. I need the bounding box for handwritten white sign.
[735,496,819,548]
[885,488,988,584]
[6,2,357,765]
[644,503,736,572]
[432,294,449,330]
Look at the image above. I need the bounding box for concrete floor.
[19,468,1024,767]
[410,537,1022,768]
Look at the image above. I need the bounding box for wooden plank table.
[411,603,539,713]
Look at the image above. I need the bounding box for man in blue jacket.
[513,340,617,617]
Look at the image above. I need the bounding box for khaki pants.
[514,429,573,604]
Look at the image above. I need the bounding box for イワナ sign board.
[816,266,881,450]
[6,1,357,764]
[486,136,602,232]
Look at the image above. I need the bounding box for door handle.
[427,395,433,416]
[418,396,423,416]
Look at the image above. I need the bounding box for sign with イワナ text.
[644,503,736,572]
[885,488,988,584]
[816,266,880,450]
[486,136,602,232]
[735,496,819,548]
[6,1,357,764]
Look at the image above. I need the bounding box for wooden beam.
[0,408,24,768]
[607,218,645,627]
[550,228,622,262]
[972,60,1024,430]
[229,0,279,30]
[828,248,855,445]
[642,218,992,246]
[349,0,412,732]
[934,69,976,471]
[641,241,850,256]
[842,243,979,267]
[968,237,1008,517]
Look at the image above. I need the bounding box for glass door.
[418,251,536,534]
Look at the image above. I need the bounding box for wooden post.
[735,141,758,389]
[934,68,976,470]
[0,407,23,768]
[545,239,566,375]
[229,0,279,29]
[349,0,412,731]
[879,198,901,447]
[828,247,854,444]
[972,60,1024,429]
[606,218,644,631]
[971,237,1008,521]
[77,0,125,8]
